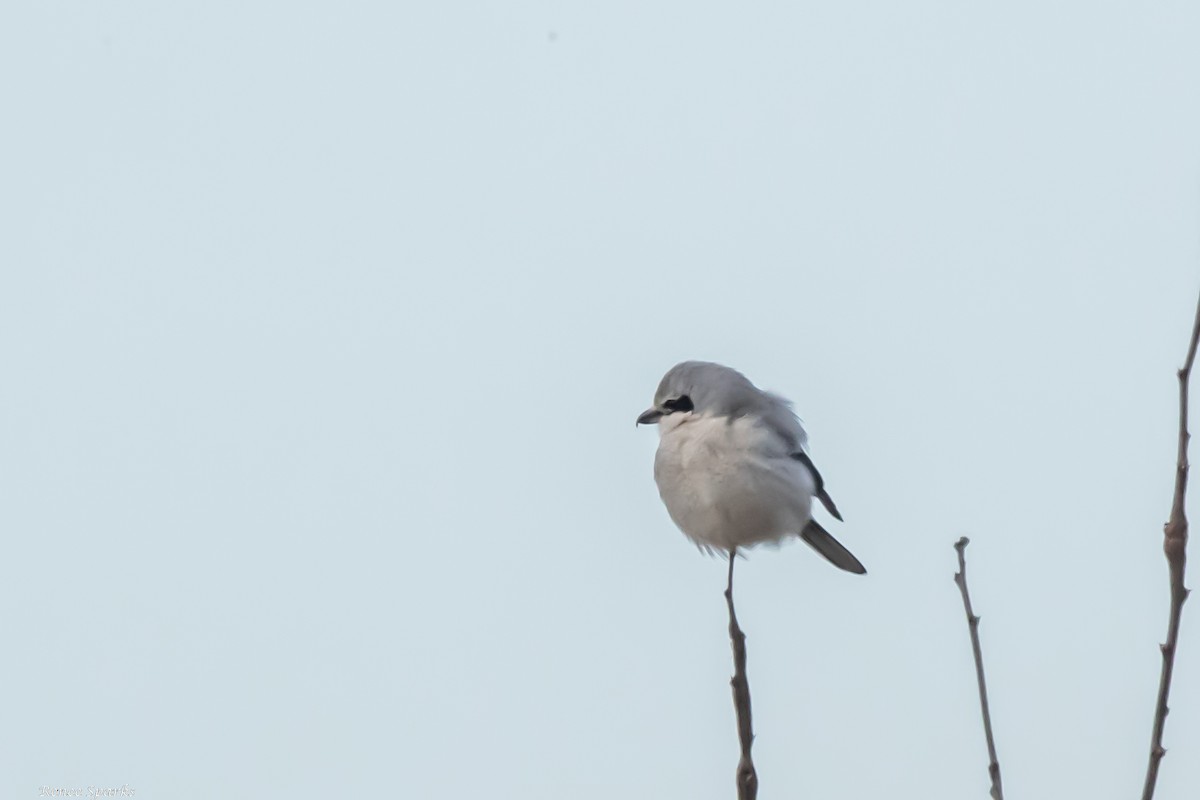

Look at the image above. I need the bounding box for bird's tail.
[800,519,866,575]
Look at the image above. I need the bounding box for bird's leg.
[727,547,736,598]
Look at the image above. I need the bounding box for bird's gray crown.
[653,361,808,450]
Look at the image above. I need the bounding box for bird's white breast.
[652,413,815,552]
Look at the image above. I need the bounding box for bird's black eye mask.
[662,395,694,414]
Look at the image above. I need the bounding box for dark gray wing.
[790,451,843,521]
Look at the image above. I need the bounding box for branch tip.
[1141,283,1200,800]
[952,538,1003,800]
[724,551,758,800]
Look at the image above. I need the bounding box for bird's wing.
[790,451,843,521]
[800,519,866,574]
[753,391,807,451]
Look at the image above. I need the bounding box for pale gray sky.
[3,2,1200,798]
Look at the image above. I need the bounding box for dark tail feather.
[800,519,866,575]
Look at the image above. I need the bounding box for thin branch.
[725,549,758,800]
[1141,287,1200,800]
[953,537,1004,800]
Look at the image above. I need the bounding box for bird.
[637,361,865,574]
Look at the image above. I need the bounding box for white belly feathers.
[653,412,816,552]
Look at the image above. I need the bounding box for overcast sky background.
[4,2,1200,798]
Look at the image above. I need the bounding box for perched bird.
[637,361,865,574]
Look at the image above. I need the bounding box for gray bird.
[637,361,865,574]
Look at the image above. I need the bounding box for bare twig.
[725,549,758,800]
[1141,288,1200,800]
[953,537,1003,800]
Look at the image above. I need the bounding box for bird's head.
[636,361,756,432]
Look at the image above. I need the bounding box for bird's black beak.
[636,407,663,426]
